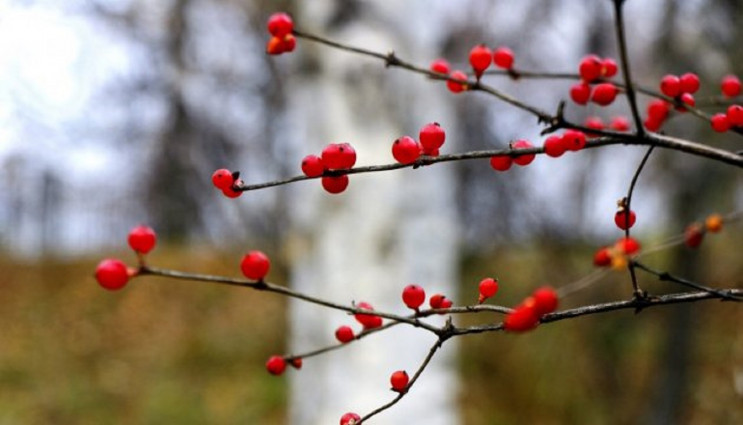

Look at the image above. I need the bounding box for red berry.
[423,147,439,157]
[266,36,284,55]
[584,116,604,137]
[430,58,450,75]
[354,302,383,329]
[429,293,446,309]
[439,297,453,309]
[660,74,681,97]
[211,168,234,190]
[222,179,243,198]
[679,72,700,94]
[340,412,361,425]
[240,250,270,280]
[301,154,325,177]
[322,143,355,170]
[469,44,492,77]
[721,75,741,97]
[644,118,662,132]
[616,236,641,255]
[390,370,409,392]
[419,122,446,151]
[593,247,612,267]
[504,303,539,332]
[591,83,618,106]
[578,55,602,82]
[402,284,426,310]
[684,224,704,248]
[321,175,350,194]
[95,258,130,290]
[446,70,468,93]
[128,225,157,254]
[392,136,422,164]
[290,357,303,369]
[335,325,355,343]
[267,12,293,37]
[678,93,695,110]
[614,209,636,230]
[532,287,558,315]
[478,277,499,304]
[601,58,618,78]
[511,139,535,166]
[562,129,587,151]
[569,82,591,105]
[609,116,630,132]
[543,135,567,158]
[266,355,286,375]
[711,113,730,132]
[493,46,514,69]
[726,104,743,127]
[647,99,671,122]
[489,155,512,172]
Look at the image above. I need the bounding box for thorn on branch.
[385,51,400,68]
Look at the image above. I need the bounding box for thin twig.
[612,0,644,134]
[632,261,743,301]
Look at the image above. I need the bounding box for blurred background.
[1,0,742,424]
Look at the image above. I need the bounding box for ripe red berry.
[493,46,514,69]
[429,293,446,309]
[266,36,284,55]
[684,224,704,248]
[95,258,130,290]
[593,247,612,267]
[290,357,303,369]
[660,74,681,97]
[678,92,695,110]
[335,325,355,343]
[614,209,636,230]
[446,70,468,93]
[340,412,361,425]
[726,104,743,127]
[562,129,587,151]
[266,355,286,375]
[511,139,535,166]
[569,82,592,105]
[439,297,453,309]
[609,116,630,132]
[616,236,641,255]
[679,72,700,94]
[469,44,492,78]
[240,250,270,280]
[721,75,741,97]
[392,136,422,164]
[267,12,293,37]
[321,175,350,194]
[301,154,325,177]
[578,55,602,82]
[354,302,383,329]
[390,370,409,392]
[601,58,618,78]
[504,303,539,332]
[532,287,558,315]
[430,58,450,75]
[211,168,234,190]
[419,122,446,152]
[711,113,730,132]
[402,284,426,310]
[543,135,567,158]
[322,143,356,170]
[478,278,499,304]
[584,116,604,137]
[489,155,512,172]
[222,179,243,198]
[128,225,157,254]
[647,99,671,123]
[591,83,618,106]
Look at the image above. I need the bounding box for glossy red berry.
[446,70,468,93]
[390,370,409,392]
[392,136,422,164]
[616,236,641,255]
[301,154,325,177]
[222,179,243,198]
[439,297,453,309]
[95,258,130,290]
[266,355,286,375]
[321,175,349,194]
[489,155,512,172]
[591,83,618,106]
[711,113,730,132]
[678,92,695,110]
[504,303,539,332]
[593,247,612,267]
[493,47,514,69]
[660,74,681,97]
[240,250,270,280]
[570,82,591,105]
[684,224,704,248]
[469,44,492,77]
[543,135,567,158]
[614,209,636,230]
[419,122,446,152]
[354,302,382,329]
[584,116,604,137]
[267,13,293,37]
[340,412,361,425]
[609,116,630,132]
[562,129,587,151]
[478,278,499,304]
[532,287,558,315]
[211,168,234,190]
[128,225,156,254]
[601,58,618,78]
[511,140,535,166]
[721,75,741,97]
[726,104,743,127]
[679,72,700,94]
[402,284,426,310]
[322,143,355,170]
[429,293,446,309]
[266,36,284,55]
[578,55,602,82]
[430,58,450,75]
[335,325,355,343]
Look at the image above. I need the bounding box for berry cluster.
[391,122,446,164]
[593,236,642,270]
[430,44,515,94]
[94,225,157,290]
[684,213,724,248]
[503,286,559,332]
[211,169,243,198]
[301,142,357,194]
[569,55,619,106]
[266,13,296,55]
[710,76,743,132]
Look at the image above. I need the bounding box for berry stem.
[612,0,644,136]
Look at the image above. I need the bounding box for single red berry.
[511,140,535,166]
[290,357,303,369]
[429,293,446,309]
[543,135,567,158]
[678,93,695,110]
[301,154,325,177]
[95,258,130,290]
[430,58,450,75]
[578,55,602,82]
[363,315,383,329]
[504,303,539,332]
[222,184,243,198]
[128,225,157,254]
[647,99,671,122]
[684,223,704,248]
[489,155,512,172]
[593,247,612,267]
[469,44,492,78]
[493,46,514,69]
[439,297,453,309]
[679,72,700,94]
[266,36,285,55]
[726,104,743,127]
[562,129,587,151]
[616,236,641,256]
[591,83,618,106]
[422,147,439,157]
[267,12,293,37]
[340,412,361,425]
[335,325,355,343]
[321,175,350,194]
[419,122,446,151]
[532,287,558,315]
[266,355,286,375]
[609,116,630,132]
[211,168,234,190]
[569,82,592,105]
[280,34,296,53]
[240,250,270,280]
[390,370,409,392]
[392,136,422,164]
[584,116,604,137]
[402,284,426,310]
[721,75,741,97]
[644,117,662,132]
[710,113,730,132]
[614,209,636,230]
[601,58,618,78]
[322,143,355,170]
[660,74,681,97]
[354,302,382,329]
[446,70,468,93]
[478,278,499,304]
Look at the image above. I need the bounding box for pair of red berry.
[468,44,515,78]
[503,286,559,332]
[391,122,446,164]
[265,355,302,376]
[489,140,536,172]
[266,13,296,55]
[710,104,743,133]
[542,129,588,158]
[333,301,385,344]
[428,59,468,93]
[211,169,243,198]
[593,236,642,269]
[301,142,357,194]
[95,225,157,290]
[684,214,724,249]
